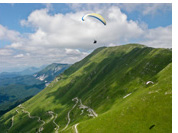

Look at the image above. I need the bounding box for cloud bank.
[0,4,172,72]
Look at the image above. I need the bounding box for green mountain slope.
[0,63,70,116]
[0,44,172,133]
[34,63,70,82]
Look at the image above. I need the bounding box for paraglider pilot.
[93,40,97,44]
[82,13,106,45]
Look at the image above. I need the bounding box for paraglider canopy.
[82,13,106,45]
[82,13,106,25]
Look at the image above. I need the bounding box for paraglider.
[82,13,106,25]
[82,13,106,44]
[93,40,97,44]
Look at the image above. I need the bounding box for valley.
[0,63,70,116]
[0,44,172,133]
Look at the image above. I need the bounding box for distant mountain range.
[0,63,70,116]
[0,65,47,78]
[34,63,70,83]
[0,44,172,132]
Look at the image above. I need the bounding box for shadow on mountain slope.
[45,47,172,114]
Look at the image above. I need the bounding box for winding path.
[47,111,60,133]
[16,109,19,114]
[18,105,45,132]
[18,104,61,132]
[61,97,98,132]
[7,116,14,131]
[79,99,98,118]
[47,111,54,123]
[9,97,98,133]
[61,97,79,131]
[54,114,59,133]
[74,123,79,133]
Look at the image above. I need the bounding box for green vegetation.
[0,75,44,115]
[0,63,69,116]
[35,63,70,81]
[0,44,172,133]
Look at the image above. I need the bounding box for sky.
[0,3,172,72]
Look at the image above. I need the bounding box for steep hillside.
[0,63,70,116]
[34,63,70,83]
[0,44,172,133]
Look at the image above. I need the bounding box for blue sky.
[0,3,172,31]
[0,3,172,72]
[0,4,72,33]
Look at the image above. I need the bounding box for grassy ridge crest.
[0,44,172,133]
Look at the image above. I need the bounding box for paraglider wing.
[82,13,106,25]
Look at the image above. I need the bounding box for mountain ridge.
[0,65,47,77]
[0,44,172,133]
[0,63,70,116]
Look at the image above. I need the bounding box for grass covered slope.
[0,44,172,133]
[78,63,172,133]
[0,63,69,116]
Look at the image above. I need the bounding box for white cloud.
[0,49,13,56]
[17,6,143,51]
[0,24,21,42]
[68,3,172,16]
[14,54,24,58]
[16,5,171,51]
[43,3,53,11]
[140,25,172,48]
[7,42,23,49]
[0,4,172,72]
[65,48,81,55]
[118,3,172,15]
[26,53,30,56]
